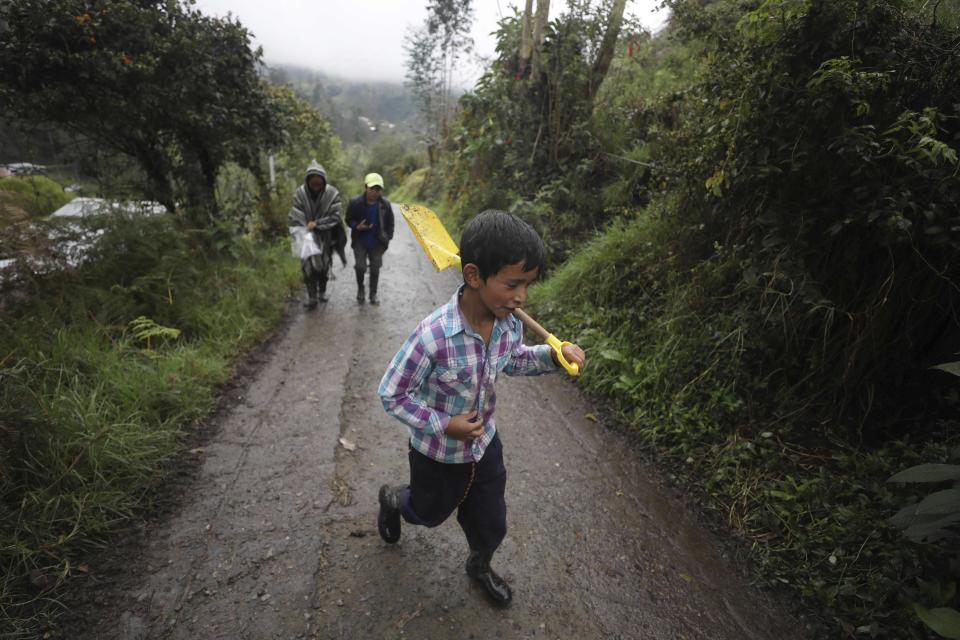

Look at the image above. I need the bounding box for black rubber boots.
[466,549,512,607]
[377,484,402,543]
[369,270,379,305]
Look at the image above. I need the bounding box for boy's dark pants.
[353,244,384,299]
[400,434,507,556]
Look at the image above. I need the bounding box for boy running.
[377,210,586,606]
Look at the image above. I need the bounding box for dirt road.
[62,211,812,639]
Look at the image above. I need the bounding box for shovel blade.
[398,203,462,272]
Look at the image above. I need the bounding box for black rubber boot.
[355,269,365,304]
[377,484,403,543]
[317,273,329,303]
[303,280,318,310]
[369,270,379,305]
[466,550,512,607]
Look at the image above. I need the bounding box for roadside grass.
[0,215,301,637]
[529,203,958,638]
[389,167,432,207]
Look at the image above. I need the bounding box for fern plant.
[128,316,181,352]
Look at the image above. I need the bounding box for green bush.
[656,0,960,432]
[0,175,74,217]
[258,85,348,239]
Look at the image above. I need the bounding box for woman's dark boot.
[465,550,512,607]
[317,273,329,303]
[303,281,318,310]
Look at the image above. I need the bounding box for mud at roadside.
[57,212,817,640]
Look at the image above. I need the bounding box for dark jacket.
[346,194,395,251]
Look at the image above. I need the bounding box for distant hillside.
[267,64,417,145]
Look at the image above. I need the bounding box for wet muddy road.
[63,211,811,639]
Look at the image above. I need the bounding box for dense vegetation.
[422,0,960,636]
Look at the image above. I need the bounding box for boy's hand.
[445,410,484,441]
[554,343,586,371]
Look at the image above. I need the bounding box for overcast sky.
[191,0,670,85]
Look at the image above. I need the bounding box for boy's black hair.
[459,210,545,280]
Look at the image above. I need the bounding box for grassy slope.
[0,219,300,637]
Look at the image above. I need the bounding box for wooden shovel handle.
[513,308,550,340]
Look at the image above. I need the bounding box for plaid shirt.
[378,285,557,464]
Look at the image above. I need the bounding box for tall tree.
[428,0,474,134]
[404,0,474,163]
[404,25,445,165]
[528,0,552,78]
[589,0,627,98]
[519,0,536,70]
[438,0,641,239]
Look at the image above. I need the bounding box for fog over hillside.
[267,63,420,146]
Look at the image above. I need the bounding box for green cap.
[364,172,384,189]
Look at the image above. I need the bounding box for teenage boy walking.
[346,172,395,305]
[377,210,586,606]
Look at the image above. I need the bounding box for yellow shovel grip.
[546,334,580,377]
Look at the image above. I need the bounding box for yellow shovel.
[399,203,580,376]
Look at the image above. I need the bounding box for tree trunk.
[199,149,221,219]
[529,0,550,79]
[518,0,535,76]
[185,150,220,227]
[133,141,176,214]
[588,0,627,100]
